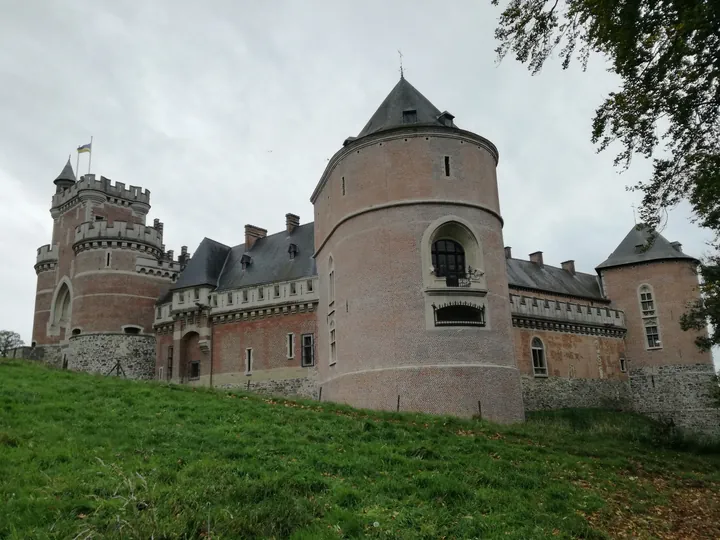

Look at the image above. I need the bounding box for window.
[179,292,185,304]
[328,257,335,306]
[301,333,314,367]
[431,239,466,285]
[156,307,161,319]
[245,348,253,374]
[645,322,661,348]
[288,244,298,259]
[167,346,173,380]
[242,290,248,302]
[123,326,141,334]
[158,366,164,381]
[307,279,314,292]
[639,285,656,316]
[274,284,280,298]
[71,328,81,336]
[290,282,297,295]
[531,337,547,377]
[258,287,265,300]
[638,284,662,349]
[432,302,486,327]
[619,354,627,373]
[211,295,217,307]
[227,292,233,305]
[329,329,337,365]
[106,251,111,267]
[189,361,200,380]
[402,109,417,123]
[194,289,199,300]
[287,333,295,358]
[342,176,346,196]
[95,215,105,221]
[444,156,450,177]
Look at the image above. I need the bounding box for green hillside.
[1,359,718,539]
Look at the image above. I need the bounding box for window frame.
[307,279,314,293]
[638,284,662,349]
[189,360,200,380]
[531,337,548,377]
[301,333,315,367]
[245,348,253,375]
[329,328,337,366]
[287,333,295,359]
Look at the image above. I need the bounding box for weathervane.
[398,49,404,79]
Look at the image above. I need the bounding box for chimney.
[504,246,512,259]
[153,218,164,238]
[670,241,682,252]
[178,245,189,265]
[529,251,544,265]
[167,249,174,261]
[286,213,300,233]
[245,224,267,250]
[561,260,576,275]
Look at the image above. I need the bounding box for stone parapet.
[136,255,181,280]
[73,220,163,254]
[52,174,151,210]
[510,293,625,330]
[34,243,59,273]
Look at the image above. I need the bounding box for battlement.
[51,174,151,209]
[36,243,59,264]
[74,220,163,251]
[510,293,626,330]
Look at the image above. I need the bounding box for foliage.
[0,330,23,357]
[1,360,720,539]
[492,0,720,347]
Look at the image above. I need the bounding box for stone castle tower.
[597,225,718,430]
[310,77,525,422]
[31,158,182,377]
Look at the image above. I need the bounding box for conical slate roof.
[596,224,697,270]
[357,77,452,138]
[53,157,76,185]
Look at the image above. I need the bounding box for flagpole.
[87,136,93,175]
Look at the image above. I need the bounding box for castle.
[30,77,719,433]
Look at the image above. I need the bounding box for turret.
[53,157,76,192]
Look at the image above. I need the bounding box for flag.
[77,142,92,153]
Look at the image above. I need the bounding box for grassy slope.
[1,360,719,539]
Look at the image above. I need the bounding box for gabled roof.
[216,222,316,291]
[54,157,76,185]
[596,224,697,270]
[356,77,451,138]
[172,237,231,290]
[506,259,604,300]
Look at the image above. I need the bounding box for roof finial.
[631,203,637,225]
[397,49,404,79]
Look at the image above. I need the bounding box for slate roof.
[54,158,76,184]
[216,222,316,291]
[172,237,231,290]
[596,224,697,270]
[506,258,604,300]
[357,77,451,138]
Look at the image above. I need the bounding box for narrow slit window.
[287,333,295,358]
[245,348,253,374]
[342,176,345,196]
[444,156,450,177]
[329,329,337,365]
[106,252,111,267]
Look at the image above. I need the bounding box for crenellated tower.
[31,160,181,377]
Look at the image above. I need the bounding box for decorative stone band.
[211,302,317,325]
[512,315,627,338]
[34,261,58,274]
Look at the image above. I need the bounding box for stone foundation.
[629,364,720,435]
[522,375,631,411]
[218,376,318,400]
[67,333,156,379]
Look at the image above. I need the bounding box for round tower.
[597,224,718,432]
[310,78,525,422]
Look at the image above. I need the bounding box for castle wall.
[67,333,156,379]
[155,329,174,381]
[312,130,524,422]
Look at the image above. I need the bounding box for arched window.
[53,283,71,326]
[531,337,547,377]
[432,239,466,285]
[638,284,662,349]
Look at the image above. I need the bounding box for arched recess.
[420,216,486,290]
[180,331,202,382]
[49,278,73,336]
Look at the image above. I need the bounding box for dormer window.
[241,253,252,270]
[402,109,417,124]
[288,243,298,259]
[437,111,455,127]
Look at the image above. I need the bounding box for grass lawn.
[1,359,719,539]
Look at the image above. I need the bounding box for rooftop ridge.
[51,174,151,209]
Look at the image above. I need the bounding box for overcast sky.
[0,1,714,361]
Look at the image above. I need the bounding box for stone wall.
[67,333,155,379]
[522,375,631,411]
[629,363,720,435]
[27,344,65,368]
[218,376,318,400]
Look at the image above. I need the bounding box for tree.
[0,330,24,357]
[492,0,720,349]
